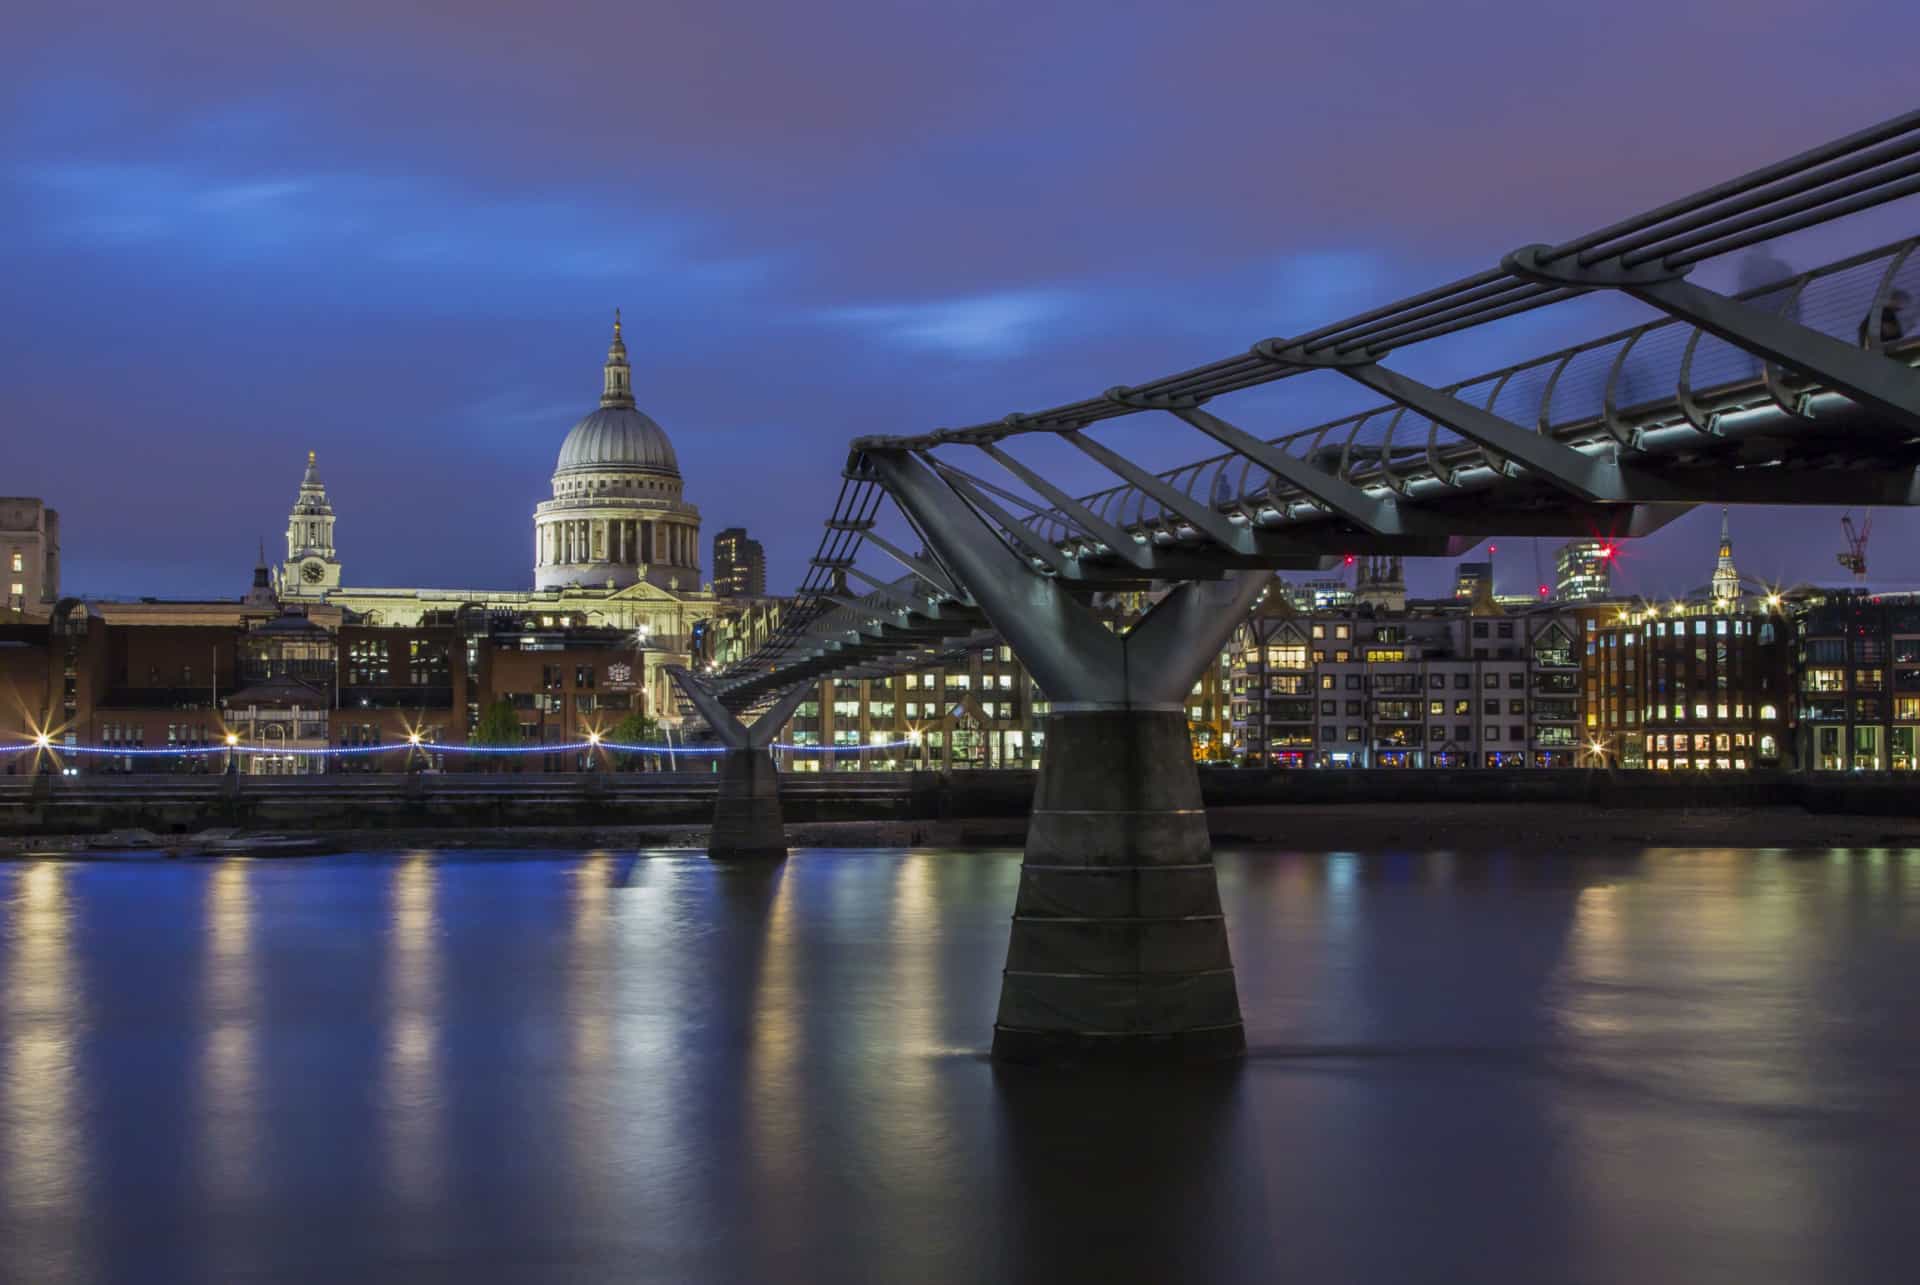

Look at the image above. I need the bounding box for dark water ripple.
[1,846,1917,1283]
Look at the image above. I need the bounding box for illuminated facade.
[0,497,59,616]
[1632,603,1788,771]
[1554,539,1614,602]
[1793,595,1920,771]
[1225,598,1591,769]
[276,453,341,598]
[713,527,767,598]
[532,312,703,594]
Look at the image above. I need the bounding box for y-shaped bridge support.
[667,668,812,860]
[868,449,1269,1063]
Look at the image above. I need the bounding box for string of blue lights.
[3,737,920,758]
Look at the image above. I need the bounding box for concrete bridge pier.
[870,448,1271,1063]
[667,670,810,860]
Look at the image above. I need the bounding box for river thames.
[1,847,1916,1282]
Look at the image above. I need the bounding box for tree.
[606,710,661,771]
[472,700,523,746]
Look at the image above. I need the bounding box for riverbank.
[6,802,1918,856]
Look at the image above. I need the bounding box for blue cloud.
[819,289,1079,358]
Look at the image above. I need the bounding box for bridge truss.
[710,109,1920,712]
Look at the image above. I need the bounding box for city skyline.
[6,1,1919,603]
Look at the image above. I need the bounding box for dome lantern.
[602,308,635,409]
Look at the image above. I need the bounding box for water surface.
[2,847,1916,1283]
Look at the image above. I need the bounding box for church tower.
[1711,507,1740,603]
[280,451,342,598]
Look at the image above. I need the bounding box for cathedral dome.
[555,405,679,476]
[552,309,680,479]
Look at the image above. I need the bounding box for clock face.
[301,561,325,584]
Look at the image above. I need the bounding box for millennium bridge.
[672,110,1920,1064]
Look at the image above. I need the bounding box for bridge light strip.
[2,738,920,759]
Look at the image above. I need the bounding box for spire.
[601,309,635,409]
[247,538,275,605]
[1712,507,1740,602]
[302,449,322,489]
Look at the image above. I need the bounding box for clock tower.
[279,450,342,598]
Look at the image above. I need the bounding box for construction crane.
[1838,511,1873,583]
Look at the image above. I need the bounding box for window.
[1485,725,1500,741]
[1484,700,1499,715]
[1855,668,1885,692]
[1509,673,1525,689]
[574,665,595,689]
[1484,673,1499,689]
[1345,675,1361,691]
[1320,675,1335,690]
[1805,668,1846,693]
[1335,625,1350,640]
[1429,674,1446,690]
[1510,725,1526,741]
[1430,726,1445,742]
[1345,700,1362,716]
[1320,700,1335,715]
[1508,699,1525,716]
[1454,674,1472,690]
[1345,727,1361,742]
[1455,725,1471,741]
[1454,699,1470,715]
[8,552,19,572]
[1496,622,1514,639]
[1267,645,1307,668]
[1428,700,1444,716]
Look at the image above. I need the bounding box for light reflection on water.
[0,847,1915,1283]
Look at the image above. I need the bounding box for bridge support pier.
[711,745,790,860]
[667,670,810,861]
[994,706,1241,1063]
[868,447,1270,1063]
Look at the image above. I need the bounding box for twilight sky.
[5,0,1918,603]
